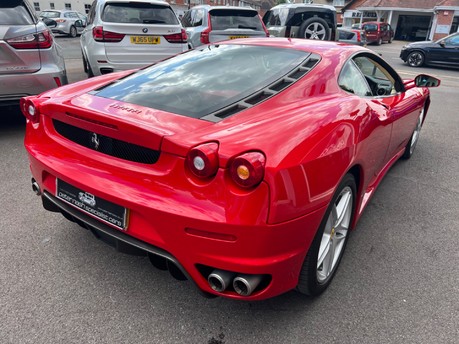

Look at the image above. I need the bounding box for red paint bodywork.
[23,39,430,300]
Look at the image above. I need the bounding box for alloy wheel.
[316,186,353,283]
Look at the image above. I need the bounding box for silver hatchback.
[0,0,68,106]
[80,0,188,77]
[39,10,87,37]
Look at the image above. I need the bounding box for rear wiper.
[142,20,165,24]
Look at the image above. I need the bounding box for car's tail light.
[93,26,125,42]
[186,142,219,178]
[230,152,265,188]
[164,29,187,43]
[6,30,53,49]
[20,96,44,124]
[200,14,212,44]
[55,19,66,23]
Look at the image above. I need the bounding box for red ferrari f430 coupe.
[22,38,440,300]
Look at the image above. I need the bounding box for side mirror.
[74,20,85,28]
[415,74,441,87]
[439,40,446,47]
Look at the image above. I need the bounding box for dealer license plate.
[130,36,160,44]
[229,36,249,40]
[56,179,128,230]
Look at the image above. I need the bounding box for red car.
[361,21,394,45]
[22,38,439,301]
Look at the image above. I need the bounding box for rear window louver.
[202,54,320,122]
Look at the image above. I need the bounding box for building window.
[333,0,345,6]
[84,4,91,14]
[33,2,40,11]
[65,3,71,10]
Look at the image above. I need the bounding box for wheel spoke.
[334,189,352,230]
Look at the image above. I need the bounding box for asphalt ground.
[1,37,458,344]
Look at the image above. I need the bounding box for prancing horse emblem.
[91,133,100,150]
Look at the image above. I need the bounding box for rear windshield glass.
[95,45,310,118]
[364,24,378,31]
[209,9,262,31]
[102,3,178,24]
[0,2,33,25]
[39,11,61,19]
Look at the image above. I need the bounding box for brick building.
[342,0,459,41]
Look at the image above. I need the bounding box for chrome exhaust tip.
[32,178,41,196]
[208,270,234,292]
[233,274,262,296]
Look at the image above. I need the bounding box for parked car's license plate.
[56,179,128,230]
[229,36,249,40]
[130,36,160,44]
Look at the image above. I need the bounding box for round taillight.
[186,142,219,178]
[20,96,40,123]
[230,152,266,188]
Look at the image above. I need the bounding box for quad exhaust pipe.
[208,270,263,296]
[233,274,262,296]
[208,270,234,292]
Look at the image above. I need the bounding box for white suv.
[81,0,188,77]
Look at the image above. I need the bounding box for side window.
[445,34,459,46]
[338,60,372,97]
[182,11,192,27]
[353,56,397,96]
[192,9,204,27]
[87,0,96,25]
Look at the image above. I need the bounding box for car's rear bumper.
[25,129,324,300]
[85,44,188,76]
[0,69,67,104]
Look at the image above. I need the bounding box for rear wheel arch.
[346,164,363,229]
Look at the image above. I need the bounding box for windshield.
[363,24,378,31]
[209,9,262,31]
[95,44,310,119]
[102,3,178,24]
[39,11,60,19]
[263,8,289,26]
[0,4,34,25]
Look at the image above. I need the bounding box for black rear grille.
[53,119,160,164]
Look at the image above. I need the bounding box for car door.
[338,57,392,179]
[435,33,459,65]
[352,55,421,163]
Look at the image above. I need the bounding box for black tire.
[297,173,356,296]
[407,51,425,67]
[402,105,425,159]
[298,17,331,41]
[69,25,77,38]
[82,53,94,78]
